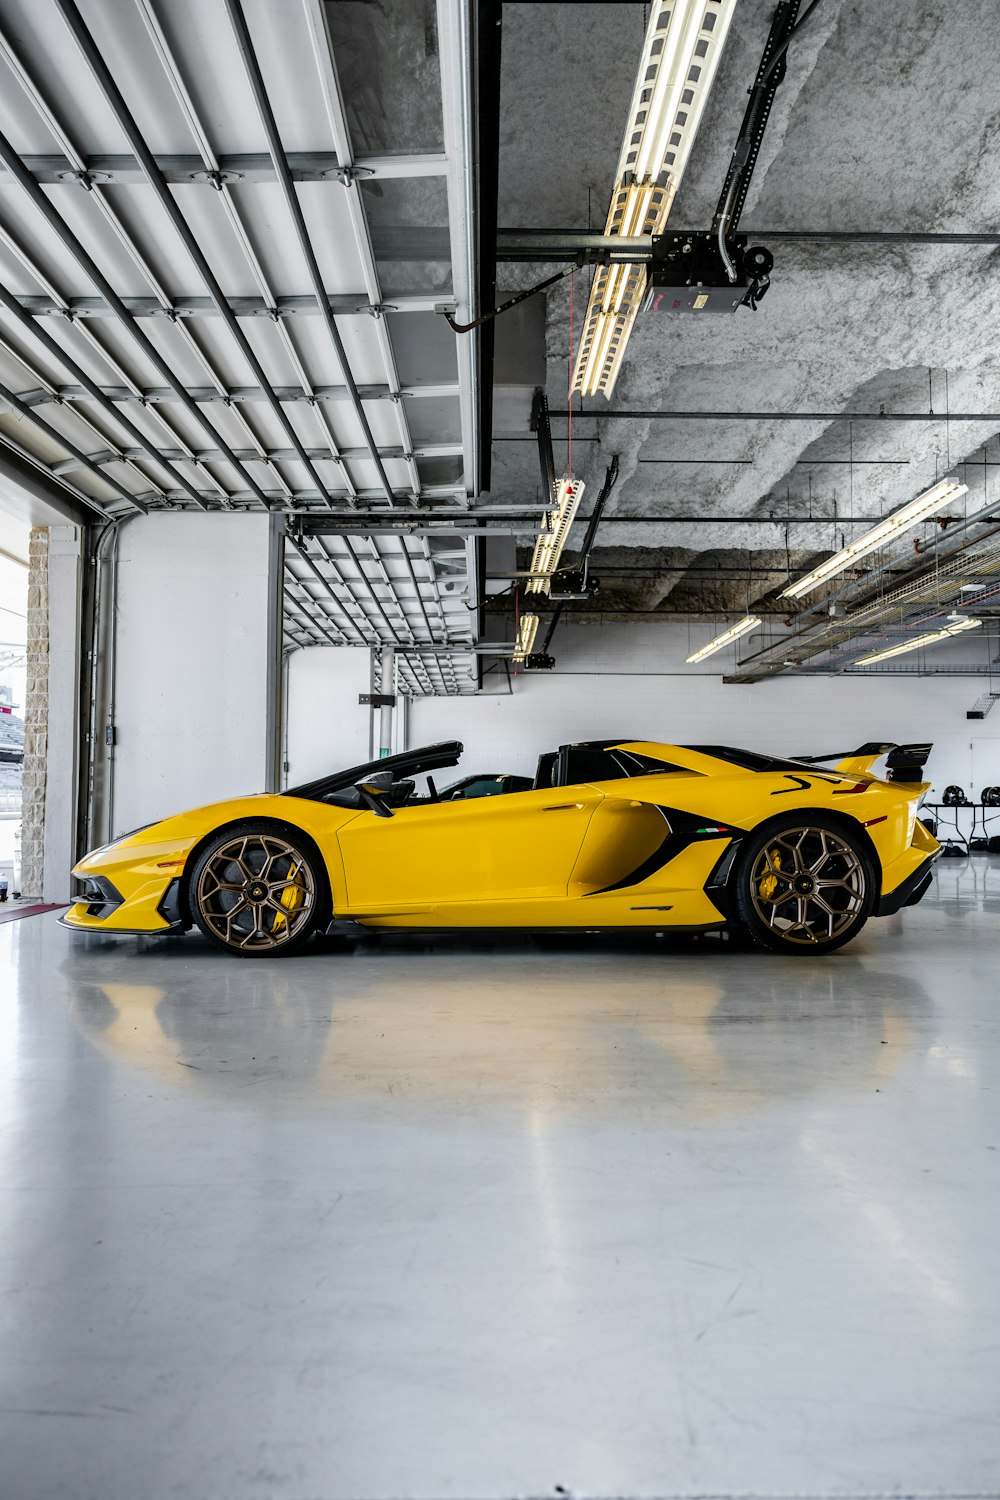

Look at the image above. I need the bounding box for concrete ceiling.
[490,0,1000,653]
[1,0,999,686]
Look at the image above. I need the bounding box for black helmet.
[942,785,968,805]
[982,786,1000,806]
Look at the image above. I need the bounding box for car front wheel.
[732,816,875,956]
[189,823,326,957]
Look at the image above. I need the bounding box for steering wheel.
[426,775,439,804]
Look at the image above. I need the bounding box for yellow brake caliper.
[758,847,782,903]
[272,859,305,934]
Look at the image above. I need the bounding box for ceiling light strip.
[686,613,762,663]
[853,615,983,666]
[526,477,586,594]
[513,613,540,663]
[572,0,738,398]
[780,479,970,599]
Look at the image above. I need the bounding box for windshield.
[284,740,463,803]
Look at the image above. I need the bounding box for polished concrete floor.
[1,862,998,1500]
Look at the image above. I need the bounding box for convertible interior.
[289,740,691,814]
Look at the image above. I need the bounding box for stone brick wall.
[20,527,49,900]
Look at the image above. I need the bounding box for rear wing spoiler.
[793,742,933,781]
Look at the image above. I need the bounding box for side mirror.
[355,769,394,818]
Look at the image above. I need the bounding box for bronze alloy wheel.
[734,816,875,954]
[194,830,317,954]
[748,824,867,948]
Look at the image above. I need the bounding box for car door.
[337,783,603,910]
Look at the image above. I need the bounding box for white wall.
[285,646,374,786]
[111,514,277,832]
[408,623,1000,801]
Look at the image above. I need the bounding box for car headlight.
[111,822,158,844]
[89,822,160,856]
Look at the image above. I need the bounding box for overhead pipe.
[548,408,1000,422]
[732,522,1000,679]
[495,228,1000,263]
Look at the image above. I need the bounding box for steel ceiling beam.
[55,442,463,472]
[14,383,460,408]
[132,0,358,506]
[437,0,480,503]
[0,22,297,504]
[13,293,450,319]
[52,0,342,511]
[1,151,447,185]
[0,433,116,523]
[285,534,473,689]
[0,281,212,511]
[285,543,379,647]
[223,0,402,509]
[301,0,424,501]
[0,376,146,514]
[0,126,274,509]
[112,485,467,510]
[313,534,409,646]
[0,175,232,504]
[0,322,173,505]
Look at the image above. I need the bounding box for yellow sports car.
[61,738,939,958]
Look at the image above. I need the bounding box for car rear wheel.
[189,823,327,957]
[732,816,875,956]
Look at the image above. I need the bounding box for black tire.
[731,814,876,956]
[188,821,329,958]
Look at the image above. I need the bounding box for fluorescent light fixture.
[854,614,982,666]
[513,612,540,663]
[527,477,585,594]
[780,479,969,600]
[572,0,737,398]
[686,613,761,663]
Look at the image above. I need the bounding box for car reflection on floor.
[60,926,931,1119]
